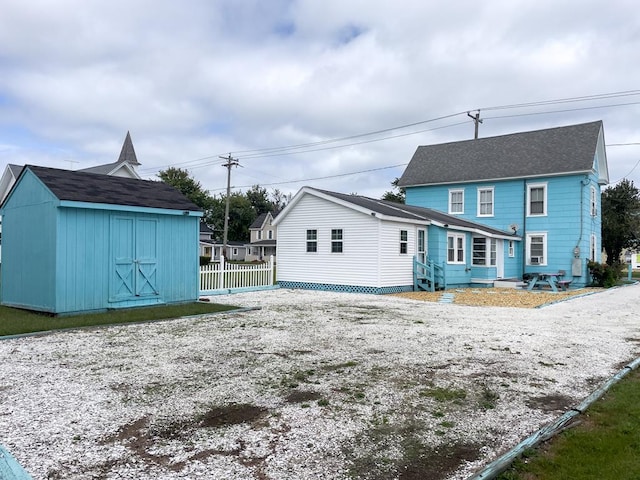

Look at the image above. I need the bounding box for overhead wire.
[140,89,640,185]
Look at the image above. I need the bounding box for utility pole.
[219,154,239,258]
[467,110,483,139]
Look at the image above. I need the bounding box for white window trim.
[400,230,408,255]
[590,185,597,217]
[508,240,515,258]
[477,187,494,217]
[472,237,497,266]
[448,189,464,214]
[527,182,547,217]
[447,232,466,264]
[526,232,547,266]
[590,233,597,261]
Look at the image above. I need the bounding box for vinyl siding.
[276,194,382,286]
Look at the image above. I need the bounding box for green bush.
[199,256,212,266]
[587,261,622,288]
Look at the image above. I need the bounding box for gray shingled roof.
[26,166,201,212]
[398,121,603,187]
[250,212,269,229]
[312,188,516,238]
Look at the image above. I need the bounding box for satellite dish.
[509,223,519,232]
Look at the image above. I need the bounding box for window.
[526,232,547,266]
[508,240,515,258]
[331,229,343,253]
[447,233,465,264]
[527,183,547,216]
[268,230,273,240]
[400,230,408,254]
[472,237,497,266]
[590,234,597,261]
[449,189,464,214]
[477,187,494,216]
[257,231,262,240]
[232,248,238,256]
[590,186,597,217]
[306,229,317,253]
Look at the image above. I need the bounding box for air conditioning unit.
[530,256,542,265]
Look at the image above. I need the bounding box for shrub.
[199,256,212,266]
[587,261,622,287]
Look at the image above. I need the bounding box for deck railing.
[200,255,275,294]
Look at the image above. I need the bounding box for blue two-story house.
[398,120,609,288]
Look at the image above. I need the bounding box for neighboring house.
[0,132,141,262]
[199,222,216,260]
[0,166,202,314]
[273,187,518,294]
[0,164,23,262]
[199,223,248,261]
[398,120,609,288]
[246,211,277,261]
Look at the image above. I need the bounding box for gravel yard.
[1,285,639,479]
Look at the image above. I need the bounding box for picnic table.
[526,272,564,293]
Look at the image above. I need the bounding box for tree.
[158,167,214,213]
[381,178,405,204]
[246,185,292,215]
[209,192,256,241]
[601,178,640,265]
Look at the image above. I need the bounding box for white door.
[417,228,427,263]
[496,240,504,279]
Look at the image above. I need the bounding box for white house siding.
[276,194,383,289]
[377,220,418,287]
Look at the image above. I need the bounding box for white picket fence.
[200,255,275,294]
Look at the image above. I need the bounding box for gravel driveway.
[1,285,639,479]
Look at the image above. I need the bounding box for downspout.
[522,179,527,275]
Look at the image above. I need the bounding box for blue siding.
[0,170,58,312]
[406,171,601,287]
[1,169,201,314]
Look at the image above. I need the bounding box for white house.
[272,186,514,294]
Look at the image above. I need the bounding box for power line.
[208,163,408,192]
[142,89,640,174]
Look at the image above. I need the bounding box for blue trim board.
[0,445,32,479]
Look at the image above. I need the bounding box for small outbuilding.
[0,166,202,314]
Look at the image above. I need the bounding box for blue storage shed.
[0,166,203,314]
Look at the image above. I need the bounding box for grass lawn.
[0,302,237,337]
[497,367,640,480]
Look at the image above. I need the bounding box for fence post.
[269,255,274,286]
[218,255,225,290]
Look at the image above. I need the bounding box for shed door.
[110,216,159,302]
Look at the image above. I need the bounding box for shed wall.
[0,171,58,311]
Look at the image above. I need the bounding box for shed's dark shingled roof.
[27,165,201,212]
[398,121,603,187]
[312,188,514,237]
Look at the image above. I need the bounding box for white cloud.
[0,0,639,197]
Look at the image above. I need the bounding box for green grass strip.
[498,367,640,480]
[0,302,238,337]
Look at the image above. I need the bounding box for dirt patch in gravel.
[395,287,603,308]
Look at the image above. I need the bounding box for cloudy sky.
[1,0,639,199]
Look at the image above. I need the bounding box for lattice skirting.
[277,281,413,295]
